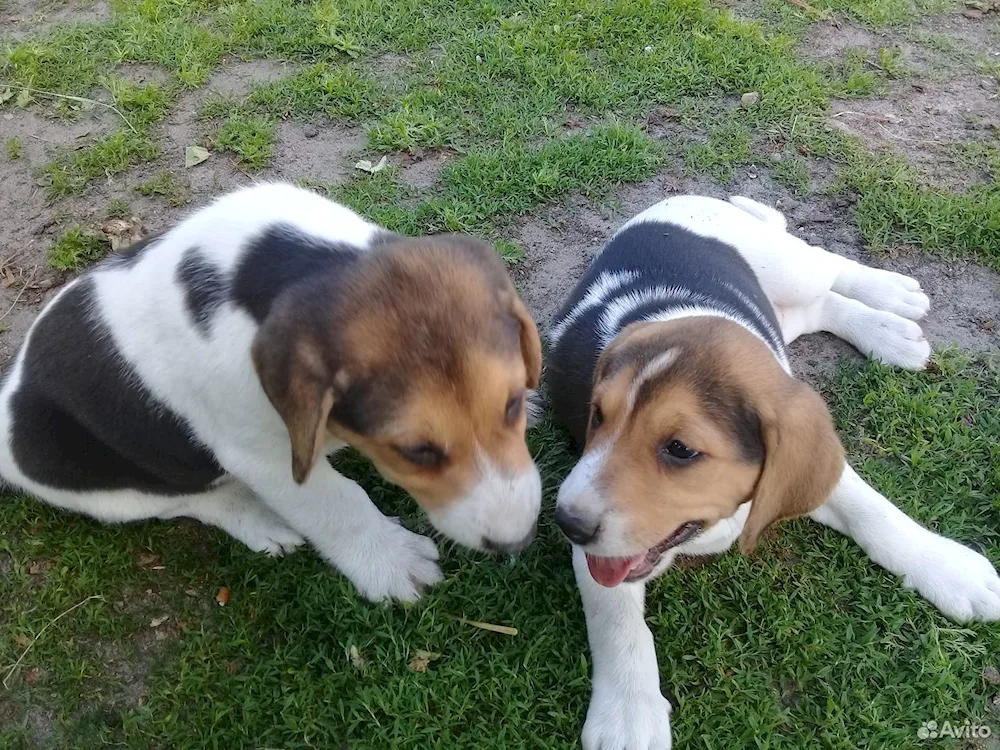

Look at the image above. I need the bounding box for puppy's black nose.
[483,522,537,556]
[554,506,600,546]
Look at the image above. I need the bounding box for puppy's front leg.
[234,456,443,603]
[574,546,672,750]
[811,465,1000,622]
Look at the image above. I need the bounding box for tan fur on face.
[253,234,540,509]
[337,349,534,510]
[588,317,844,555]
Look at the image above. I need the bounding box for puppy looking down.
[0,183,542,603]
[544,195,1000,750]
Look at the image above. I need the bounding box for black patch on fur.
[330,375,401,436]
[233,224,397,323]
[699,387,764,463]
[547,222,784,447]
[104,232,163,267]
[10,279,224,494]
[177,247,228,335]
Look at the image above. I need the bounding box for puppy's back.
[0,184,388,496]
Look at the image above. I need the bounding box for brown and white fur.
[0,183,542,603]
[544,195,1000,750]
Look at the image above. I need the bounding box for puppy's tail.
[728,196,788,231]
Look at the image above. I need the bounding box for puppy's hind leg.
[164,481,304,557]
[725,198,927,323]
[780,291,931,369]
[831,260,930,321]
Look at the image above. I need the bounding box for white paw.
[858,310,931,370]
[901,534,1000,622]
[582,684,672,750]
[228,509,305,557]
[851,267,930,321]
[347,520,443,603]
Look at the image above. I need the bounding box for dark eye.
[505,391,525,426]
[589,404,604,432]
[396,442,447,468]
[659,439,699,464]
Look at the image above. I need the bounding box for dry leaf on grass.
[13,634,31,650]
[216,587,230,606]
[28,559,54,575]
[149,615,170,628]
[101,217,144,252]
[455,616,518,636]
[23,667,45,685]
[185,145,210,168]
[135,552,160,569]
[408,650,442,672]
[347,645,369,670]
[354,156,388,173]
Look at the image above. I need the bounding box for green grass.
[801,0,952,27]
[135,171,191,206]
[770,151,813,194]
[3,1,1000,747]
[104,197,131,219]
[2,353,998,748]
[842,152,1000,267]
[212,113,278,170]
[2,0,996,258]
[319,123,663,239]
[4,136,23,160]
[47,226,111,270]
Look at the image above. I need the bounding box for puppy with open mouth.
[544,194,1000,749]
[0,183,542,604]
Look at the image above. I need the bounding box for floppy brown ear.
[740,378,845,554]
[252,333,335,485]
[512,295,542,388]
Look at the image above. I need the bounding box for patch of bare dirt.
[94,636,158,710]
[398,149,454,190]
[828,73,1000,189]
[267,121,366,185]
[163,59,293,156]
[202,59,292,98]
[371,52,413,88]
[0,59,368,367]
[0,107,119,368]
[155,60,363,194]
[903,13,1000,78]
[800,10,999,76]
[801,11,1000,189]
[1,0,111,40]
[799,19,884,62]
[113,63,171,88]
[516,171,1000,388]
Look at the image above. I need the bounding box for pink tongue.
[586,553,644,587]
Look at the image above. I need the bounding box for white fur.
[426,448,541,550]
[570,195,999,750]
[0,183,539,603]
[549,270,639,347]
